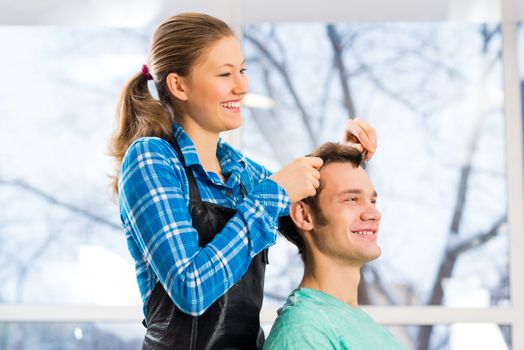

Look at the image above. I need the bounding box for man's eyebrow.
[338,189,378,197]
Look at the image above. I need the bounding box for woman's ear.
[166,72,189,101]
[289,201,314,232]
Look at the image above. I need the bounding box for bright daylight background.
[1,1,523,348]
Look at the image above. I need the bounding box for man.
[264,142,404,349]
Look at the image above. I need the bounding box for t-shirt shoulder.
[275,302,332,333]
[264,300,339,349]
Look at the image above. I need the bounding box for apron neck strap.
[166,137,202,203]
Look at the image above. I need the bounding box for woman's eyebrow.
[217,59,246,68]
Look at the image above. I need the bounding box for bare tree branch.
[326,24,356,118]
[352,53,420,113]
[249,109,291,166]
[244,32,318,147]
[317,63,337,130]
[357,266,372,305]
[0,178,120,230]
[448,216,506,256]
[416,215,505,350]
[15,226,61,302]
[417,24,503,349]
[480,24,501,54]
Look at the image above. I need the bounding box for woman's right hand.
[269,157,323,202]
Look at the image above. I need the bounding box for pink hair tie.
[141,64,153,81]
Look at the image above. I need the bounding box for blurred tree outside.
[0,22,513,350]
[243,22,508,350]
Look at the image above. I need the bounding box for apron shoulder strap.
[165,137,202,204]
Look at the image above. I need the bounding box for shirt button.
[226,190,232,196]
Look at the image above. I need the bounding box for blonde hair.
[109,13,234,194]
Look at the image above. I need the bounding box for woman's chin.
[223,116,243,131]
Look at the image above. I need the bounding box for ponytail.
[109,12,235,196]
[109,71,174,195]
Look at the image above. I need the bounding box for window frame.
[0,0,522,348]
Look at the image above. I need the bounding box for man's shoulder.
[275,288,344,321]
[263,291,338,349]
[274,303,319,329]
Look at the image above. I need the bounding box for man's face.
[307,162,381,266]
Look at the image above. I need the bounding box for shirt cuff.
[252,177,291,218]
[236,178,291,256]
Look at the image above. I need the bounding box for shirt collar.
[172,123,200,167]
[172,123,247,171]
[217,138,247,173]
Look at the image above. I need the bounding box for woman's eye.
[219,72,231,77]
[240,68,247,74]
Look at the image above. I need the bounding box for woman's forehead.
[195,36,244,69]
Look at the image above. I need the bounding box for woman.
[110,12,376,350]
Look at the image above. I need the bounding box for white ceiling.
[0,0,521,27]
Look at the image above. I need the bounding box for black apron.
[142,138,269,350]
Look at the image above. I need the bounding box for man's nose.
[362,205,381,221]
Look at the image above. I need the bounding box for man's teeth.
[221,101,241,108]
[353,231,374,235]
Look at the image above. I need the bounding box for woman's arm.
[119,138,289,316]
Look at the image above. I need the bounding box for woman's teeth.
[221,101,241,108]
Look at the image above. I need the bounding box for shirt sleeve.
[244,156,290,217]
[119,138,290,316]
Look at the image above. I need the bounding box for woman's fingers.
[307,156,324,169]
[358,119,377,150]
[269,157,323,202]
[344,119,377,159]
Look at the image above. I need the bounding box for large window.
[0,27,151,306]
[243,22,510,349]
[0,323,143,349]
[0,27,149,346]
[1,4,523,350]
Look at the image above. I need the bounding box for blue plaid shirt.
[118,123,290,317]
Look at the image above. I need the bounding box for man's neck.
[299,255,362,308]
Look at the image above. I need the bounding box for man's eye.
[345,197,358,202]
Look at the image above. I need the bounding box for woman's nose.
[233,73,248,96]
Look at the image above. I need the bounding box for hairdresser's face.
[307,163,382,266]
[182,36,247,134]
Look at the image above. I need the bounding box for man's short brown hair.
[278,142,364,262]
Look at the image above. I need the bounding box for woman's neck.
[177,117,223,180]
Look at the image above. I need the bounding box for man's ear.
[166,72,189,101]
[289,201,314,231]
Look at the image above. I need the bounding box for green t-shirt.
[264,288,405,350]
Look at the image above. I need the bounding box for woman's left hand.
[343,118,377,161]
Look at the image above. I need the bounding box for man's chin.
[366,246,382,262]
